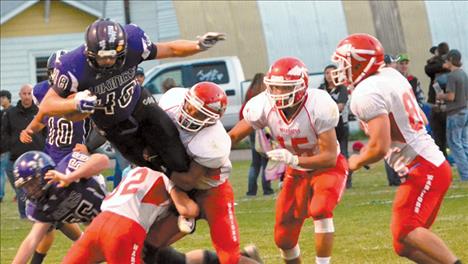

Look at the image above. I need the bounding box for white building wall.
[425,0,468,64]
[257,1,348,80]
[0,33,83,102]
[129,0,180,72]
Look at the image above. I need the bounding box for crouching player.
[229,57,348,264]
[12,151,109,264]
[61,166,199,264]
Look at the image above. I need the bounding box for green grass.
[1,161,467,263]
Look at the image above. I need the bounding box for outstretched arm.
[13,222,52,264]
[228,119,254,145]
[45,153,110,187]
[154,32,226,59]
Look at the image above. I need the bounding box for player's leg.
[31,229,55,264]
[62,219,104,264]
[59,223,82,240]
[274,171,308,264]
[308,155,347,264]
[98,212,147,264]
[200,182,258,264]
[391,159,459,263]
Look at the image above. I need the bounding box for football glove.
[267,148,299,167]
[178,216,196,234]
[197,32,226,50]
[74,90,97,113]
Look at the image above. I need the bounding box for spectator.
[2,84,45,217]
[240,73,274,196]
[437,49,468,181]
[162,78,177,93]
[319,64,353,188]
[135,67,145,86]
[397,54,425,107]
[0,90,13,202]
[425,42,450,157]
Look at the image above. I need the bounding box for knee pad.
[280,244,300,261]
[314,218,335,233]
[203,250,220,264]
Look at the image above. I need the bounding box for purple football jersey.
[51,24,157,128]
[33,81,88,163]
[26,152,106,224]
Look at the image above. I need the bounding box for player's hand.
[266,148,299,166]
[74,90,97,113]
[197,32,226,50]
[20,129,34,143]
[73,144,89,154]
[348,154,362,172]
[44,170,71,188]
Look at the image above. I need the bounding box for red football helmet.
[331,33,385,86]
[264,57,309,109]
[177,82,228,132]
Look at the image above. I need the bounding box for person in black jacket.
[1,84,45,218]
[425,42,450,157]
[0,90,13,202]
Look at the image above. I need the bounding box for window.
[187,61,229,86]
[145,67,182,95]
[36,56,49,83]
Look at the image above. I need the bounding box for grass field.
[1,161,467,263]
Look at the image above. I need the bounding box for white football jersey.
[351,67,445,167]
[159,88,232,190]
[243,89,339,171]
[101,167,174,232]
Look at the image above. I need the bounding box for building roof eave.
[61,0,103,18]
[1,0,39,25]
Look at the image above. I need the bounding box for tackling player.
[24,18,225,180]
[145,82,261,264]
[11,151,109,264]
[332,33,461,263]
[229,57,348,264]
[60,166,198,264]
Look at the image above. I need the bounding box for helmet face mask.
[14,151,55,202]
[176,82,227,132]
[264,57,309,109]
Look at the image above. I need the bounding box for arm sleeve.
[125,24,158,62]
[350,91,389,122]
[314,93,340,134]
[242,94,268,130]
[51,67,80,98]
[446,73,457,93]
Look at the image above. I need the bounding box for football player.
[23,18,225,181]
[228,57,348,264]
[19,50,90,264]
[60,166,198,264]
[332,33,461,263]
[144,82,261,264]
[12,151,109,264]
